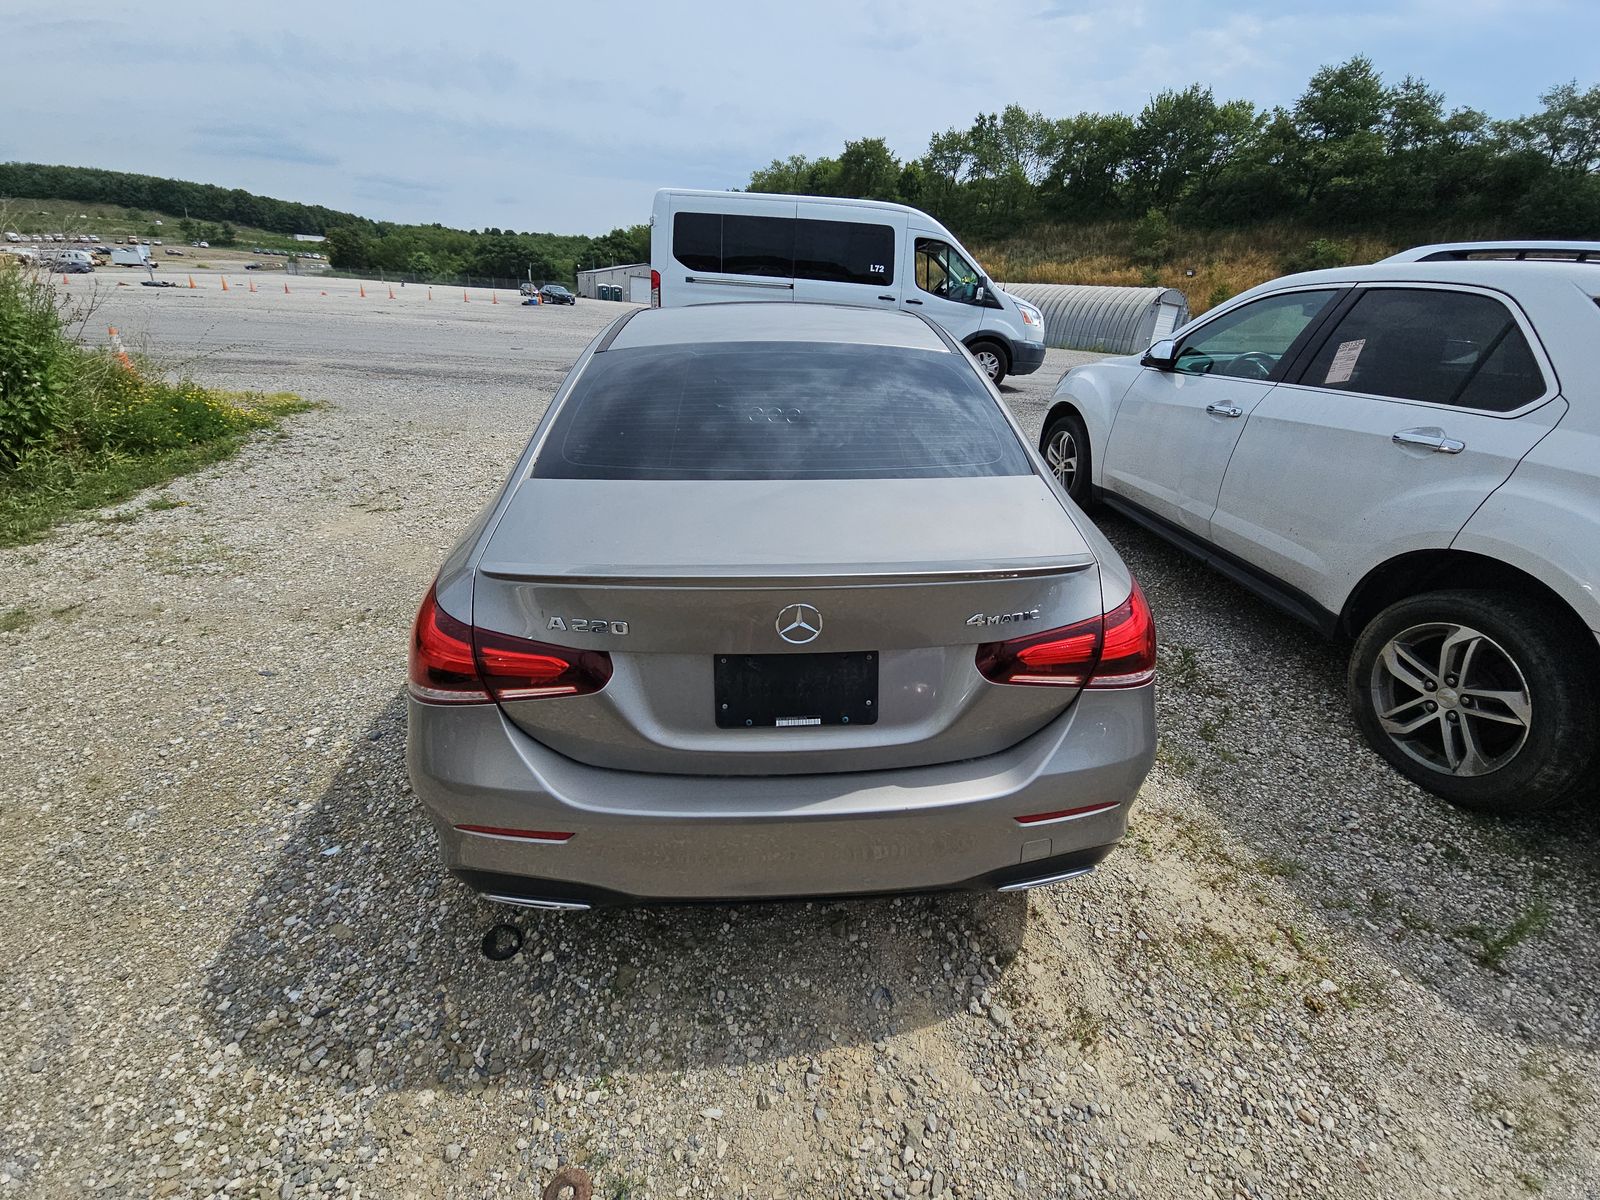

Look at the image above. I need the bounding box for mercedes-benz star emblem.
[776,602,822,645]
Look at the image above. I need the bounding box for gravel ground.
[1,276,1596,1199]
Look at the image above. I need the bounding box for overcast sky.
[4,0,1594,235]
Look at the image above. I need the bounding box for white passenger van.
[649,189,1047,385]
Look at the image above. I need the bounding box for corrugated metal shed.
[997,283,1189,354]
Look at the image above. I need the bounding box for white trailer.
[111,245,152,267]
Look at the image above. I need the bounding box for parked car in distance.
[539,283,576,305]
[165,248,184,256]
[1040,241,1600,816]
[407,302,1156,908]
[41,248,95,272]
[649,188,1047,386]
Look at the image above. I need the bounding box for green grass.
[1453,903,1552,971]
[0,391,314,547]
[3,197,309,253]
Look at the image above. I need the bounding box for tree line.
[747,59,1600,242]
[0,161,650,284]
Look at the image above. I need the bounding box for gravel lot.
[1,275,1596,1199]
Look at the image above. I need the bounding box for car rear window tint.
[1299,288,1546,411]
[534,342,1032,480]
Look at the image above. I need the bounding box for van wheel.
[970,341,1008,386]
[1347,589,1600,816]
[1041,411,1093,510]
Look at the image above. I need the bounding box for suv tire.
[1041,411,1094,510]
[1348,589,1599,815]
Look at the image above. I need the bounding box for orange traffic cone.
[221,276,229,292]
[188,275,196,288]
[359,284,366,298]
[62,274,70,285]
[284,282,290,294]
[248,280,256,293]
[463,290,469,303]
[427,287,433,301]
[108,326,134,369]
[388,285,396,300]
[492,291,500,305]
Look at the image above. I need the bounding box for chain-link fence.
[311,267,564,292]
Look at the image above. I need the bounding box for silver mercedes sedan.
[407,302,1156,908]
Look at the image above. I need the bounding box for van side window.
[673,212,721,273]
[721,215,794,278]
[671,212,793,278]
[795,219,894,285]
[915,240,982,304]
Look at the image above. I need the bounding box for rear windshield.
[532,341,1032,480]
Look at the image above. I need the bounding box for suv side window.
[915,239,983,304]
[1174,290,1337,379]
[1297,288,1546,411]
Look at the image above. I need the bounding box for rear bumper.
[1008,338,1047,376]
[407,685,1153,905]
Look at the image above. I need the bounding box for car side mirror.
[1141,339,1178,370]
[975,283,987,303]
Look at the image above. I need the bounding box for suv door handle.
[1205,404,1244,418]
[1393,428,1466,454]
[878,294,896,301]
[905,298,923,305]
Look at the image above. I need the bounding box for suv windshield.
[533,341,1031,480]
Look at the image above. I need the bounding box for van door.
[903,233,986,344]
[666,194,796,306]
[791,203,902,309]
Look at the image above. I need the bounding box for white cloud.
[2,0,1594,232]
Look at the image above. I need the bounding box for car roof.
[605,302,950,353]
[1380,241,1600,263]
[1229,259,1600,307]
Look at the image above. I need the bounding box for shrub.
[1281,237,1355,275]
[0,265,77,464]
[1130,208,1173,267]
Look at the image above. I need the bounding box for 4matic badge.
[966,608,1041,627]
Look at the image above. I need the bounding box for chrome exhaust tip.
[997,865,1096,892]
[484,893,591,912]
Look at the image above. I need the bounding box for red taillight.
[650,268,661,308]
[474,626,612,701]
[408,586,612,705]
[410,587,489,704]
[975,580,1156,690]
[1093,581,1157,688]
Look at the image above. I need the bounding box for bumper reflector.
[455,824,575,844]
[1014,801,1120,826]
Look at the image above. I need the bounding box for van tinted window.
[534,342,1030,480]
[672,212,720,273]
[721,215,793,277]
[795,219,894,285]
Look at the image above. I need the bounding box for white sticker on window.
[1324,338,1366,385]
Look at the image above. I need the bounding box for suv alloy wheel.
[1348,590,1600,815]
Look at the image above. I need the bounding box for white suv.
[1040,242,1600,816]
